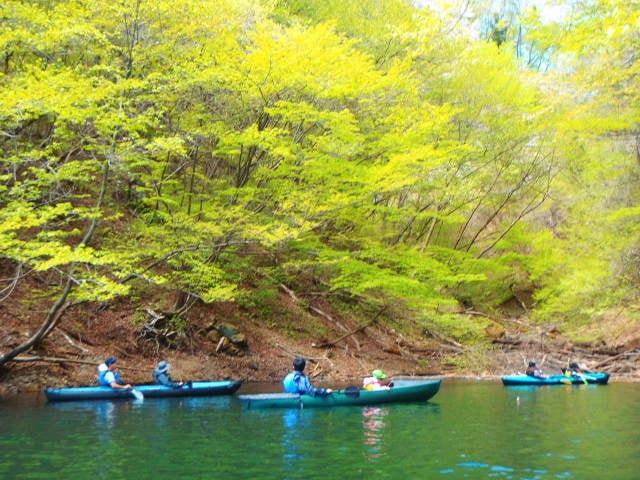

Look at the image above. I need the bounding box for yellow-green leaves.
[2,0,637,338]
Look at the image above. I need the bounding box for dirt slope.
[1,287,638,396]
[0,292,447,395]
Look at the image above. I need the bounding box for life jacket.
[97,363,109,386]
[283,371,303,393]
[362,377,388,391]
[98,369,122,387]
[153,370,178,387]
[362,377,379,390]
[98,369,110,386]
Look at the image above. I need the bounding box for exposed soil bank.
[2,293,638,397]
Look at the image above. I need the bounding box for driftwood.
[277,282,361,349]
[493,338,522,346]
[314,322,371,348]
[273,342,326,362]
[312,306,388,349]
[137,309,182,352]
[465,309,498,321]
[59,331,90,353]
[11,355,144,371]
[590,350,640,369]
[309,305,351,335]
[424,327,464,351]
[12,356,98,366]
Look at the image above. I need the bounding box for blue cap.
[293,357,306,371]
[105,356,117,366]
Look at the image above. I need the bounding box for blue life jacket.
[98,369,110,386]
[98,370,122,387]
[282,371,303,393]
[153,370,181,388]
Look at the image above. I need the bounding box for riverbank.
[2,289,638,396]
[2,322,638,398]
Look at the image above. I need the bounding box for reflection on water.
[362,406,388,461]
[1,382,638,480]
[282,409,313,476]
[95,401,117,440]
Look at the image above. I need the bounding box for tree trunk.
[0,161,110,367]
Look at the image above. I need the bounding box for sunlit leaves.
[2,0,636,343]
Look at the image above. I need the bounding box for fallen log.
[590,350,640,369]
[10,355,144,371]
[313,321,372,348]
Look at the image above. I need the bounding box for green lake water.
[0,380,638,479]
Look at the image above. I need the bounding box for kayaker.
[567,361,587,374]
[282,357,332,397]
[153,360,185,388]
[97,356,132,389]
[525,361,546,379]
[362,369,391,391]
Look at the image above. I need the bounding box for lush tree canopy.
[1,0,638,364]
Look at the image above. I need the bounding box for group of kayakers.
[96,355,391,394]
[525,360,588,379]
[97,357,185,389]
[281,357,393,396]
[283,357,395,395]
[98,354,593,392]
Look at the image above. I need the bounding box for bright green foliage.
[1,0,638,360]
[521,0,640,324]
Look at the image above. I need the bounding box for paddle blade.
[343,386,360,398]
[131,389,144,401]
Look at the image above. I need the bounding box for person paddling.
[153,360,185,388]
[565,361,588,374]
[97,357,132,389]
[282,357,332,397]
[525,361,546,379]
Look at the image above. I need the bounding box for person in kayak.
[282,357,332,397]
[97,356,132,389]
[153,360,185,388]
[362,369,391,390]
[525,361,546,379]
[565,361,587,374]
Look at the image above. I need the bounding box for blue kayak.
[45,379,242,401]
[501,373,610,386]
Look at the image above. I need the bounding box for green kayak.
[238,378,441,409]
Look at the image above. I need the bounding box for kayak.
[45,379,243,402]
[501,373,610,386]
[238,378,441,409]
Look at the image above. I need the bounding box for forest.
[0,0,638,382]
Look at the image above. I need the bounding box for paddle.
[130,388,144,401]
[342,386,361,398]
[576,372,589,384]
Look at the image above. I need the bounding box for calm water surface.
[0,380,638,479]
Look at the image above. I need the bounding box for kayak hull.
[501,373,610,386]
[238,378,441,409]
[45,379,243,401]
